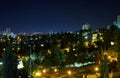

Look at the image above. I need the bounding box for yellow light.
[48,49,51,54]
[17,36,20,40]
[35,72,41,76]
[54,68,57,72]
[43,69,46,73]
[108,56,111,59]
[95,67,99,72]
[67,70,72,75]
[65,48,69,52]
[111,42,115,45]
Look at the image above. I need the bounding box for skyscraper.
[117,15,120,28]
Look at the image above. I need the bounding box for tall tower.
[117,15,120,28]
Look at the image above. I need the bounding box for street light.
[108,56,111,59]
[67,70,72,75]
[95,67,99,77]
[42,69,46,73]
[95,67,99,72]
[110,42,115,46]
[54,68,58,72]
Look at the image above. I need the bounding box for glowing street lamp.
[95,67,99,72]
[95,67,99,77]
[67,70,72,75]
[42,69,46,73]
[108,56,111,59]
[110,42,115,46]
[54,68,58,72]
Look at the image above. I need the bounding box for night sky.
[0,0,120,33]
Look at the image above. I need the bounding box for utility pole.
[100,54,109,78]
[29,45,32,78]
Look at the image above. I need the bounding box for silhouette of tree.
[3,44,18,78]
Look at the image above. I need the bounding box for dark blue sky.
[0,0,120,33]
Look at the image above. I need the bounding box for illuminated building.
[82,24,91,30]
[81,24,92,47]
[92,32,103,42]
[82,24,91,38]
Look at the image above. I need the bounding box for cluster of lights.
[35,72,41,77]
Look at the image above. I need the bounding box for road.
[40,66,93,78]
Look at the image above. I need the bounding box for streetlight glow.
[54,68,57,72]
[110,42,115,45]
[108,56,111,59]
[43,69,46,73]
[67,70,72,75]
[95,67,99,72]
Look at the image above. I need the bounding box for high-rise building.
[82,23,91,30]
[117,15,120,28]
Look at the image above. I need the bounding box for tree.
[115,29,120,71]
[103,25,118,50]
[3,44,18,78]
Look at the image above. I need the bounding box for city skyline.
[0,0,120,33]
